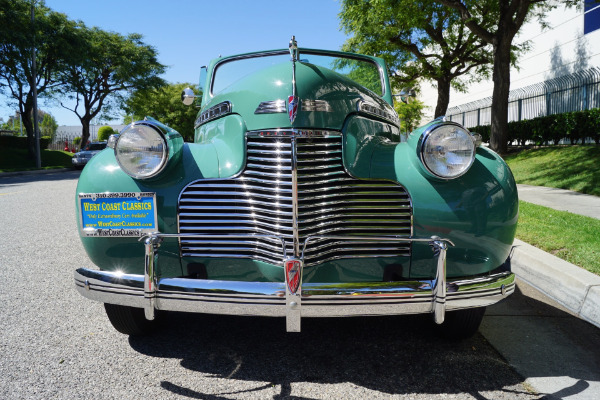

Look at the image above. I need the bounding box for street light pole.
[31,1,41,169]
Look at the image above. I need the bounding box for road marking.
[0,191,26,196]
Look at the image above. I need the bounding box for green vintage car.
[74,37,518,338]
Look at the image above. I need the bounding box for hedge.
[469,108,600,146]
[0,135,51,149]
[97,126,115,142]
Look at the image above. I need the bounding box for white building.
[420,2,600,127]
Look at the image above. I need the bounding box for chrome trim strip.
[301,99,332,112]
[357,100,400,126]
[194,101,232,128]
[245,129,341,137]
[291,136,300,257]
[255,100,286,114]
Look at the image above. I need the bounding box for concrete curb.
[0,168,73,178]
[511,238,600,328]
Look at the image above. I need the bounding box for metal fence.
[48,135,80,151]
[48,128,103,151]
[446,67,600,128]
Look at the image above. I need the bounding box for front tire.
[434,307,486,340]
[104,303,159,336]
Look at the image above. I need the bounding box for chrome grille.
[178,132,412,266]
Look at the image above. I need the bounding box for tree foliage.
[40,111,58,139]
[58,26,166,150]
[439,0,578,154]
[0,0,78,156]
[339,0,495,117]
[394,98,426,133]
[123,83,200,142]
[97,126,115,142]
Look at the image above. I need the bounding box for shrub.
[0,135,27,149]
[470,108,600,146]
[469,125,490,143]
[40,136,51,149]
[0,135,52,150]
[73,137,81,146]
[97,126,115,142]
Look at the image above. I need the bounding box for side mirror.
[181,87,197,106]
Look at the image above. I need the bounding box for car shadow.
[129,310,533,399]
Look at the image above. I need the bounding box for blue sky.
[1,0,348,126]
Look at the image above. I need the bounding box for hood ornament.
[289,36,298,62]
[288,36,299,123]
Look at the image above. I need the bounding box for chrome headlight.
[419,123,476,179]
[115,122,168,179]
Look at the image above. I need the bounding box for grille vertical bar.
[178,131,412,266]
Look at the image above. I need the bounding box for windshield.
[212,52,383,96]
[86,143,107,151]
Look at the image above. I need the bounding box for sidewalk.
[518,184,600,220]
[515,184,600,328]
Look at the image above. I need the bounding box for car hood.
[202,60,395,132]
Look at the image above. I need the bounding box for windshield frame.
[208,48,388,100]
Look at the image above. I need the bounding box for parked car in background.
[71,141,107,168]
[74,37,518,338]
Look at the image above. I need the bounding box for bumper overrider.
[74,233,515,332]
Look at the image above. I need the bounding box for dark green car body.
[75,44,517,335]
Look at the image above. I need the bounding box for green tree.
[40,112,58,139]
[439,0,577,154]
[97,125,115,142]
[0,0,77,157]
[339,0,494,118]
[394,98,426,134]
[123,82,199,142]
[4,113,23,135]
[58,26,166,150]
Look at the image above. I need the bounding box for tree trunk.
[434,76,452,118]
[490,36,512,155]
[21,106,35,159]
[80,117,91,151]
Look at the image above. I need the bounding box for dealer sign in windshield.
[78,192,158,237]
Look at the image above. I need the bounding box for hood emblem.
[285,258,302,294]
[288,95,298,123]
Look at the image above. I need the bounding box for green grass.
[504,145,600,196]
[517,201,600,276]
[0,147,74,172]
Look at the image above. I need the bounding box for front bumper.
[72,158,89,167]
[74,233,515,332]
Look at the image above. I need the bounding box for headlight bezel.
[417,121,477,180]
[114,121,169,180]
